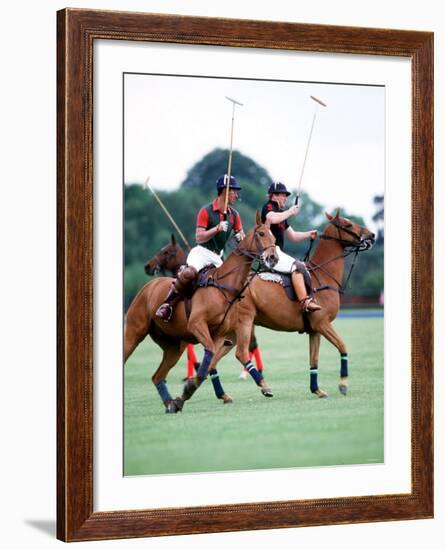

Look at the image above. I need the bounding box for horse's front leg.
[208,339,235,404]
[317,322,349,396]
[235,314,273,398]
[151,340,187,412]
[309,332,328,398]
[168,317,222,412]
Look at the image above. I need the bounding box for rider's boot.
[155,265,198,321]
[291,271,321,313]
[155,284,181,321]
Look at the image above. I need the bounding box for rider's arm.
[195,207,226,244]
[265,204,300,225]
[196,225,223,244]
[285,227,318,242]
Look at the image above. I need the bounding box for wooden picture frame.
[57,8,433,542]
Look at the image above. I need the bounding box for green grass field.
[124,317,384,476]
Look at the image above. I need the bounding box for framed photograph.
[57,8,433,542]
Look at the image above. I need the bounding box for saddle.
[258,268,313,302]
[258,268,314,334]
[182,265,217,319]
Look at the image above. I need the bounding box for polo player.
[155,174,245,321]
[261,182,321,312]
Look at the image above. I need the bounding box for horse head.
[238,211,278,269]
[324,210,375,250]
[144,234,187,276]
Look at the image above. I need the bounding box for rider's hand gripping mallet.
[295,95,327,206]
[223,96,244,220]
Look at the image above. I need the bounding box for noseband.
[320,219,368,250]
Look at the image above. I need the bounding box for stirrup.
[299,296,321,313]
[155,302,173,321]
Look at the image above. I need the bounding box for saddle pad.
[258,272,297,301]
[258,272,284,284]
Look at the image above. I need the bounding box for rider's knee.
[292,260,306,273]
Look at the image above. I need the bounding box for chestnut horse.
[124,212,277,413]
[144,234,187,278]
[228,211,376,398]
[143,234,233,404]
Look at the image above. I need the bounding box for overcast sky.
[124,73,384,230]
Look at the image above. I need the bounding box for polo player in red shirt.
[155,174,244,321]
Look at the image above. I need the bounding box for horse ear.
[325,212,333,221]
[171,234,176,246]
[335,208,340,219]
[255,210,262,225]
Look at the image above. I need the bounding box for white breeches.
[273,246,297,274]
[186,245,223,272]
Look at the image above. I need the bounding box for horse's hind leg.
[151,340,187,412]
[124,321,150,363]
[309,332,328,398]
[318,322,349,396]
[124,295,152,363]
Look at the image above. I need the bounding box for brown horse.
[143,234,233,403]
[124,212,278,413]
[144,234,187,278]
[230,211,376,398]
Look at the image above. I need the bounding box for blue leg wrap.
[340,353,349,377]
[245,361,264,386]
[197,349,214,380]
[310,369,319,393]
[209,368,225,398]
[155,380,172,403]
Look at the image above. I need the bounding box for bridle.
[150,246,181,275]
[319,219,372,251]
[307,219,374,294]
[235,225,276,263]
[204,225,277,330]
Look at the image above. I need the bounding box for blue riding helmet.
[216,174,242,193]
[267,182,291,196]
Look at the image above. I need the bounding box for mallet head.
[310,95,327,108]
[225,96,244,107]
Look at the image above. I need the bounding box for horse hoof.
[339,384,348,396]
[261,387,274,398]
[220,394,233,404]
[166,398,184,414]
[314,389,328,398]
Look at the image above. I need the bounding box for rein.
[206,227,274,332]
[307,220,368,294]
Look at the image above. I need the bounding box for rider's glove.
[234,230,245,242]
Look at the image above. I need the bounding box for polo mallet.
[295,95,327,205]
[143,176,191,251]
[223,96,244,219]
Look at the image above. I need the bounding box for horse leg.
[124,304,151,363]
[184,343,232,403]
[170,320,220,411]
[151,340,187,412]
[207,341,234,404]
[318,322,349,395]
[235,317,273,398]
[309,332,328,398]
